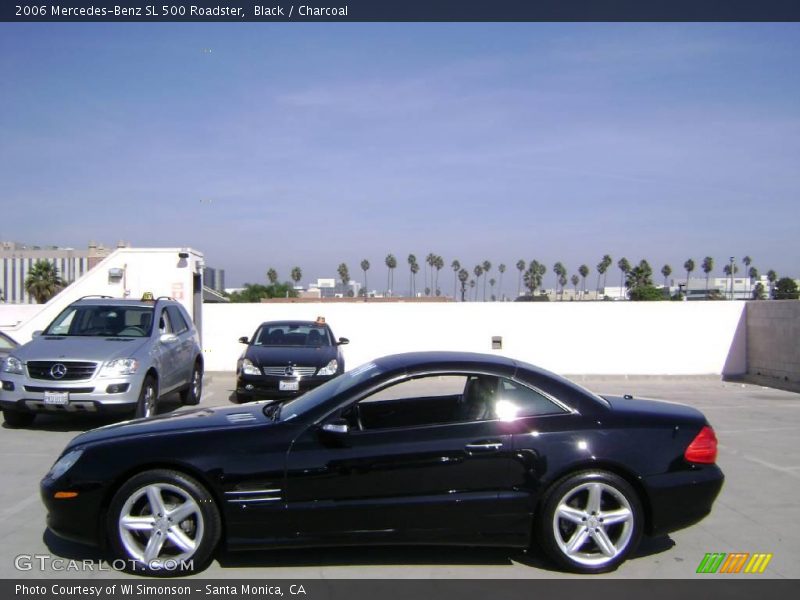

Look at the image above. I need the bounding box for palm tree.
[451,259,461,299]
[683,259,695,297]
[497,264,506,301]
[434,256,444,296]
[558,273,568,300]
[595,260,606,296]
[360,259,370,299]
[410,261,420,296]
[473,265,484,301]
[601,254,612,293]
[661,264,672,290]
[701,257,714,295]
[516,259,526,297]
[489,278,496,301]
[337,263,350,295]
[767,269,777,298]
[290,266,302,288]
[469,279,476,301]
[553,262,566,300]
[425,253,437,296]
[24,260,63,303]
[617,258,630,299]
[266,268,278,285]
[458,268,469,301]
[723,263,739,299]
[742,256,752,296]
[524,260,542,296]
[482,261,492,301]
[749,266,759,292]
[407,254,417,296]
[385,254,397,297]
[578,264,589,299]
[571,274,580,298]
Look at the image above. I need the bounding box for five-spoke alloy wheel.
[107,469,220,576]
[538,471,642,573]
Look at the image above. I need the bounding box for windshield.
[45,305,154,338]
[275,361,386,422]
[253,323,332,347]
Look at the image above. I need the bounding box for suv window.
[45,305,154,338]
[158,309,173,334]
[166,305,189,334]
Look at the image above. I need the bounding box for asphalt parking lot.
[1,373,798,579]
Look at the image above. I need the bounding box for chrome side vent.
[226,412,258,424]
[225,488,283,504]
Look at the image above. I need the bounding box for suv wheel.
[107,469,221,576]
[135,376,159,419]
[2,409,35,428]
[180,363,202,406]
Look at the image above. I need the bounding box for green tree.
[425,253,437,296]
[767,269,778,298]
[748,266,759,291]
[24,260,63,303]
[661,264,672,290]
[360,259,370,299]
[473,265,484,301]
[578,264,589,299]
[451,259,461,299]
[434,255,444,296]
[516,259,526,297]
[723,263,739,299]
[701,257,714,294]
[385,254,397,297]
[752,282,766,300]
[407,254,417,296]
[489,278,496,301]
[337,263,350,295]
[553,262,567,300]
[410,261,420,296]
[497,264,506,301]
[458,268,469,301]
[617,258,630,299]
[558,273,568,300]
[773,277,799,300]
[229,282,297,302]
[524,260,542,296]
[683,259,695,297]
[570,274,580,298]
[266,268,278,285]
[600,254,612,293]
[481,260,492,301]
[290,266,302,287]
[742,256,753,296]
[626,260,662,301]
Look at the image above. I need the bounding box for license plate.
[44,391,69,405]
[279,380,299,391]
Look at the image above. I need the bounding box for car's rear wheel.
[2,409,35,428]
[180,363,202,406]
[537,470,643,574]
[135,375,158,419]
[107,469,221,576]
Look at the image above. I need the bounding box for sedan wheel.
[538,471,642,573]
[108,469,220,576]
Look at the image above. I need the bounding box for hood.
[14,336,149,363]
[245,344,337,367]
[67,402,275,449]
[601,395,706,424]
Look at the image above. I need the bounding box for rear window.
[45,305,154,338]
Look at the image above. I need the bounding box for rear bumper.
[642,464,724,536]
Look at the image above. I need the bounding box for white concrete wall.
[0,247,203,343]
[201,301,747,376]
[746,301,800,392]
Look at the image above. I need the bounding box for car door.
[166,305,194,385]
[283,372,523,546]
[154,307,179,392]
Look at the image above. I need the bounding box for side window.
[495,379,568,419]
[166,306,189,334]
[158,309,173,334]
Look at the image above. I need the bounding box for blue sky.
[1,23,798,292]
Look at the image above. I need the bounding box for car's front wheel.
[537,470,643,574]
[135,375,158,419]
[2,409,35,428]
[180,362,202,406]
[107,469,221,576]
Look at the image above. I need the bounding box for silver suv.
[0,296,203,427]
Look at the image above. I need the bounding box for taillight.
[684,425,718,464]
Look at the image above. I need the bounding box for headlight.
[317,359,338,376]
[46,449,84,480]
[3,356,23,375]
[98,358,139,377]
[241,358,261,376]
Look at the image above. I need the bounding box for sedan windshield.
[275,361,386,422]
[253,323,332,347]
[45,306,154,338]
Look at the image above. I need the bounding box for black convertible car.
[235,320,348,402]
[41,352,723,576]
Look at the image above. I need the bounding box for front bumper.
[236,373,335,400]
[642,464,724,536]
[40,475,106,547]
[0,371,145,415]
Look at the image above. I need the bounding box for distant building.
[203,266,226,292]
[0,241,122,304]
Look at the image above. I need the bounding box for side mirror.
[321,419,349,435]
[32,330,43,338]
[337,337,349,346]
[159,333,178,344]
[319,418,350,446]
[238,336,249,344]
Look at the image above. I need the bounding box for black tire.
[536,470,643,574]
[180,362,203,406]
[135,375,158,419]
[106,469,221,576]
[2,409,35,428]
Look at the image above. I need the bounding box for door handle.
[465,441,503,452]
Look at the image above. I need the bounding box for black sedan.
[41,352,723,576]
[235,320,348,402]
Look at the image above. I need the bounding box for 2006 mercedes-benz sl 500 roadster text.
[41,352,723,576]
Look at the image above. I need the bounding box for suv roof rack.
[77,295,115,300]
[155,296,176,301]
